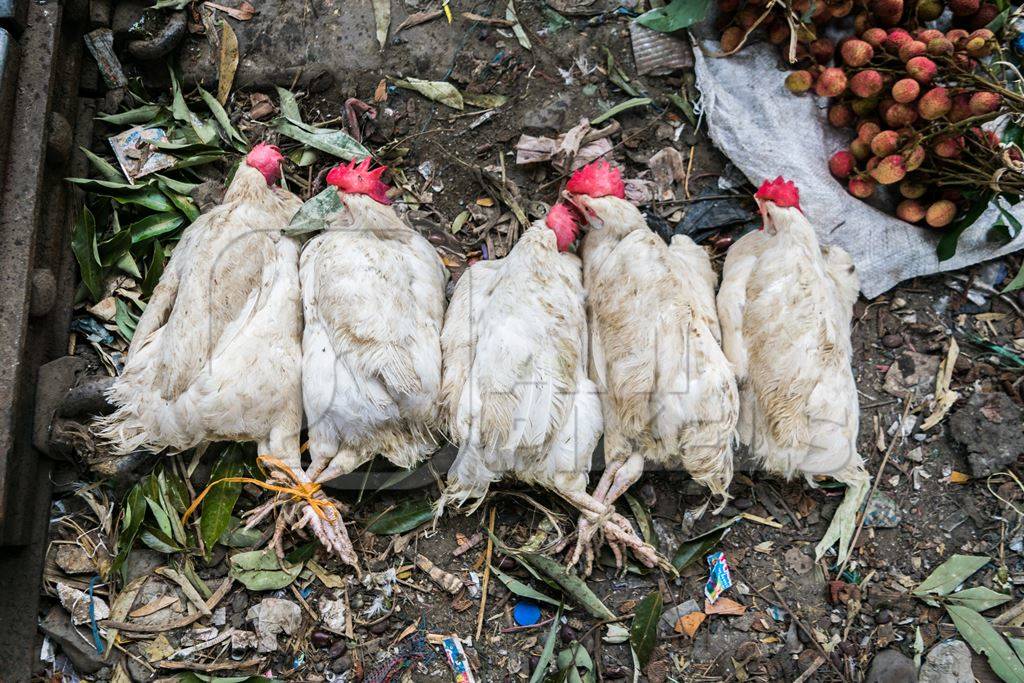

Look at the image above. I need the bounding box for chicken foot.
[560,488,668,576]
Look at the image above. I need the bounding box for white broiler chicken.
[565,161,738,571]
[439,204,662,570]
[296,159,448,569]
[716,177,867,564]
[96,144,304,466]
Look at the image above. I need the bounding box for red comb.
[326,158,391,205]
[545,203,582,252]
[246,143,284,184]
[754,176,802,211]
[566,160,626,199]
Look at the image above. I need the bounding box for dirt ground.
[36,0,1024,681]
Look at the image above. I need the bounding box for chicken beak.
[563,192,603,230]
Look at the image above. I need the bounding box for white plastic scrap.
[245,598,302,653]
[691,32,1024,298]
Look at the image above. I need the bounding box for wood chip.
[129,594,179,618]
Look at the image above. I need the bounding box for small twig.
[835,396,913,581]
[475,507,496,641]
[100,578,233,633]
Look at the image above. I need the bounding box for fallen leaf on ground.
[674,611,706,637]
[705,598,747,616]
[216,20,239,105]
[204,1,255,20]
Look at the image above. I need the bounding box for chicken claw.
[568,508,669,576]
[293,496,361,575]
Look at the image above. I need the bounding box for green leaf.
[114,299,138,341]
[364,498,435,535]
[555,642,594,682]
[937,195,992,261]
[590,97,652,126]
[115,251,141,278]
[1003,262,1024,294]
[80,146,124,182]
[71,207,103,302]
[229,549,303,590]
[139,525,183,553]
[129,212,186,244]
[625,493,658,551]
[200,445,247,552]
[285,186,344,236]
[629,591,662,669]
[671,516,738,572]
[112,483,148,578]
[141,240,165,297]
[285,541,317,565]
[273,119,371,161]
[161,187,200,222]
[393,78,464,110]
[98,228,132,267]
[96,104,164,125]
[947,605,1024,683]
[153,174,200,195]
[276,86,302,124]
[915,555,990,597]
[220,518,263,548]
[529,604,563,683]
[946,586,1012,612]
[520,552,615,620]
[199,87,248,148]
[635,0,712,32]
[490,564,561,606]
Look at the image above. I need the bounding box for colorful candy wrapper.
[704,551,732,604]
[442,636,475,683]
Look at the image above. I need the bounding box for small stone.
[733,497,753,510]
[949,392,1024,477]
[311,631,333,648]
[369,620,389,635]
[331,655,353,673]
[328,640,348,658]
[920,639,973,683]
[876,609,892,624]
[882,334,905,348]
[866,649,916,683]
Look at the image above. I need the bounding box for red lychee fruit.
[816,68,848,97]
[969,91,1002,115]
[949,94,973,122]
[870,130,901,156]
[949,0,979,16]
[885,102,919,127]
[906,56,937,84]
[852,97,881,117]
[969,4,999,29]
[736,8,760,28]
[850,139,873,160]
[885,29,914,52]
[891,78,920,103]
[916,29,944,42]
[768,21,791,44]
[841,39,875,66]
[854,12,872,33]
[933,135,964,158]
[850,69,884,97]
[720,26,745,52]
[927,37,955,56]
[785,70,815,94]
[916,0,943,19]
[899,180,926,198]
[904,145,926,171]
[830,0,855,17]
[946,29,969,45]
[828,104,856,128]
[897,199,926,222]
[966,29,995,57]
[849,176,876,197]
[899,40,927,62]
[925,200,957,228]
[871,154,907,184]
[863,27,888,48]
[918,87,952,120]
[866,156,881,172]
[830,150,857,178]
[810,38,836,63]
[858,121,882,143]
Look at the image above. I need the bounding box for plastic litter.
[704,551,733,604]
[513,601,542,627]
[691,31,1024,298]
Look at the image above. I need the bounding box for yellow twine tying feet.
[181,454,336,525]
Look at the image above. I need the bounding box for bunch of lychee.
[716,0,1012,228]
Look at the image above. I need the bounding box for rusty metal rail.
[0,0,90,678]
